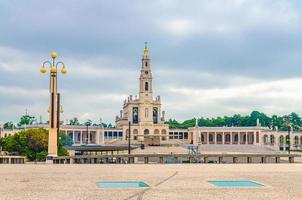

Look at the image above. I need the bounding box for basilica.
[114,44,169,145]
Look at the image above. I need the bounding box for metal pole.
[86,124,89,144]
[57,93,60,153]
[128,121,131,155]
[288,126,291,154]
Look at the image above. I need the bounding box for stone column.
[214,132,217,144]
[245,132,248,144]
[253,132,256,144]
[99,130,104,145]
[222,133,225,144]
[207,132,209,144]
[73,131,75,144]
[88,131,90,144]
[195,128,199,145]
[238,132,241,144]
[230,132,233,144]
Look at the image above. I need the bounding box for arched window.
[209,134,214,143]
[144,129,149,135]
[145,62,148,67]
[201,134,205,143]
[145,108,148,118]
[294,136,299,145]
[145,82,149,91]
[225,134,231,143]
[217,134,222,143]
[234,134,238,143]
[161,129,167,135]
[264,135,268,144]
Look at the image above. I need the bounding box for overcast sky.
[1,0,302,124]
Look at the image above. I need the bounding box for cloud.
[160,0,300,38]
[163,19,194,37]
[1,0,302,124]
[163,78,302,119]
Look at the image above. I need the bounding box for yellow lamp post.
[40,52,67,163]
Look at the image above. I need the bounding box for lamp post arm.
[56,61,65,68]
[43,61,52,67]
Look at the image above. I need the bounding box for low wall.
[52,153,301,164]
[0,156,26,164]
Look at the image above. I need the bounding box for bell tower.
[139,42,153,102]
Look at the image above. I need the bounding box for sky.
[1,0,302,124]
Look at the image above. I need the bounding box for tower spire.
[143,41,148,57]
[139,42,152,100]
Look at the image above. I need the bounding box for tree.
[68,117,80,125]
[17,115,36,127]
[1,128,68,161]
[59,131,73,146]
[84,119,92,126]
[3,121,14,129]
[167,111,302,130]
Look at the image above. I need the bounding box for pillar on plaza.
[40,52,67,163]
[48,67,58,160]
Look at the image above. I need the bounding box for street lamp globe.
[40,66,47,74]
[50,66,57,73]
[51,51,57,59]
[61,67,67,74]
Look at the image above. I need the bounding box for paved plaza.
[0,164,301,200]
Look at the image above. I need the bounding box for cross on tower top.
[144,41,148,56]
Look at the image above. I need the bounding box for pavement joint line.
[123,171,179,200]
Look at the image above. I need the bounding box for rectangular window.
[184,132,188,139]
[132,107,139,124]
[153,107,158,124]
[118,131,123,138]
